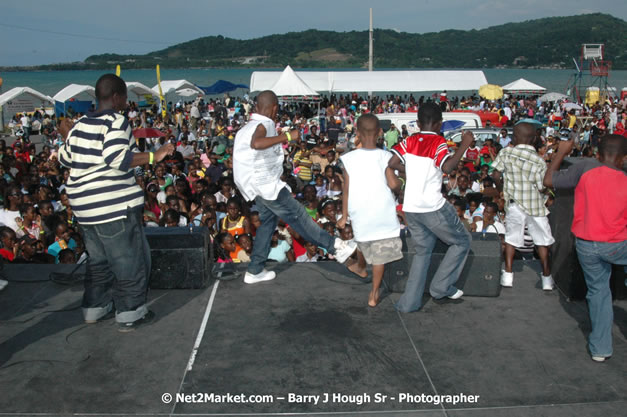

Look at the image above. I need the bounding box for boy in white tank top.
[338,114,403,307]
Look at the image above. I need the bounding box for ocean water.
[1,67,626,98]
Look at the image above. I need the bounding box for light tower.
[566,44,616,104]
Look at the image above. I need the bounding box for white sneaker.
[0,279,7,291]
[448,289,464,299]
[500,270,513,287]
[243,269,276,284]
[541,275,554,291]
[333,238,357,264]
[591,355,610,363]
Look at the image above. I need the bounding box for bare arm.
[129,143,175,168]
[492,169,503,191]
[385,166,401,193]
[543,139,574,188]
[441,130,474,174]
[251,124,301,150]
[388,154,405,174]
[337,169,350,229]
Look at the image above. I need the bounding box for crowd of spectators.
[0,89,625,268]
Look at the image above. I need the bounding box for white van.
[376,112,482,133]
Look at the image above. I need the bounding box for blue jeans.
[79,207,151,323]
[249,187,335,275]
[396,203,471,313]
[575,238,627,357]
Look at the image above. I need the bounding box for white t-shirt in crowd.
[295,253,319,262]
[233,113,286,201]
[340,148,400,242]
[475,220,505,235]
[0,209,21,232]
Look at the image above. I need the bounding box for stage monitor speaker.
[145,226,213,289]
[383,232,502,297]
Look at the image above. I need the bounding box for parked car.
[377,112,482,134]
[444,127,514,145]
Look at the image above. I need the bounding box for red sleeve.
[433,136,449,169]
[391,140,407,164]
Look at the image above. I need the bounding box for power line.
[0,22,169,45]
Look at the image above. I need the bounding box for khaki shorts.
[356,237,403,265]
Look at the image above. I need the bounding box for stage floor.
[1,260,626,416]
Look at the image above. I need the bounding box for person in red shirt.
[462,138,480,172]
[498,109,509,126]
[544,134,627,363]
[0,226,17,262]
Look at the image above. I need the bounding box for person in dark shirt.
[544,134,627,362]
[306,126,320,150]
[326,121,342,144]
[205,152,224,184]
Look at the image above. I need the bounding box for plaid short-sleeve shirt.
[492,144,548,217]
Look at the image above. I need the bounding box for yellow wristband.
[149,152,154,165]
[285,131,291,142]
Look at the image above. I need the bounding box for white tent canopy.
[0,87,55,127]
[0,87,54,107]
[270,65,319,97]
[126,81,159,99]
[250,70,488,93]
[502,78,546,94]
[152,80,204,96]
[53,84,96,102]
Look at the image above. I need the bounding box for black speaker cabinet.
[383,232,502,297]
[144,226,213,289]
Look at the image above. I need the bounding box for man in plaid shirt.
[492,122,555,290]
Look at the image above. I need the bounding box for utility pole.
[368,8,373,98]
[368,8,373,72]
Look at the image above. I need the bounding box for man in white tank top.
[233,91,357,284]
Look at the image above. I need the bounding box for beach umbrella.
[441,120,465,132]
[133,128,166,138]
[539,92,568,102]
[563,102,583,111]
[478,84,503,100]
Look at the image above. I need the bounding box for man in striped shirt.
[59,74,174,332]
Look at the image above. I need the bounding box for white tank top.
[340,148,400,242]
[233,113,286,201]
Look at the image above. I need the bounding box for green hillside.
[3,13,627,71]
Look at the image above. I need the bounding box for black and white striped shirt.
[58,109,143,225]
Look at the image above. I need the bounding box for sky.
[1,0,626,66]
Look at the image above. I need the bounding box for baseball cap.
[214,144,226,155]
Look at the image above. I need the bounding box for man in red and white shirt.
[389,102,474,313]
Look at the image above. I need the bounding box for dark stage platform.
[1,260,626,416]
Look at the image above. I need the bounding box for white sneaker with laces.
[333,238,357,264]
[448,289,464,299]
[541,275,554,291]
[244,269,276,284]
[0,279,7,291]
[500,270,513,287]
